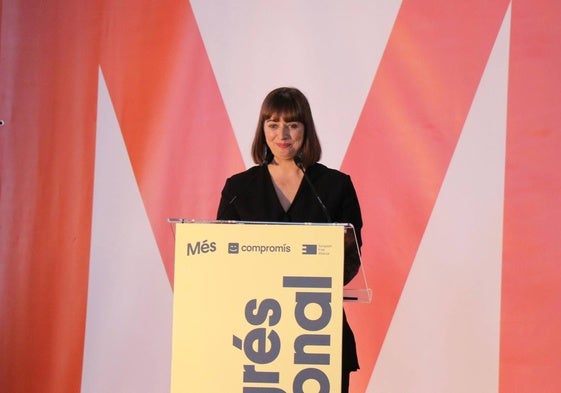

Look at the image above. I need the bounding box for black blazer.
[217,162,363,371]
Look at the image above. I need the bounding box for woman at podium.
[217,87,363,393]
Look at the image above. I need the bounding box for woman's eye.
[289,123,299,129]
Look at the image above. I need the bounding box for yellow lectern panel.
[170,222,344,393]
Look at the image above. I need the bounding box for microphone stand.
[294,156,332,223]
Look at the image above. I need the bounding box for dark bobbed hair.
[251,87,322,168]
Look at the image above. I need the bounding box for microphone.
[294,156,332,223]
[217,194,238,220]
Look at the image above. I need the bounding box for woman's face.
[263,115,305,163]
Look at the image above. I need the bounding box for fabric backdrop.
[1,1,560,392]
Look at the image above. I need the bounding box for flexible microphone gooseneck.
[294,156,332,223]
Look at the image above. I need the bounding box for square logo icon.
[228,242,239,254]
[302,244,318,255]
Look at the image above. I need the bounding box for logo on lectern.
[228,242,240,254]
[186,240,216,256]
[302,244,318,255]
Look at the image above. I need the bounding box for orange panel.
[501,1,561,392]
[0,1,100,392]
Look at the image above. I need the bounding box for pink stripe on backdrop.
[99,0,244,286]
[501,1,561,391]
[342,1,510,391]
[0,1,100,392]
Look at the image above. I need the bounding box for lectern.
[168,220,370,393]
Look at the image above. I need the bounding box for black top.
[217,162,363,371]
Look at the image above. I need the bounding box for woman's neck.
[270,159,298,171]
[267,159,304,211]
